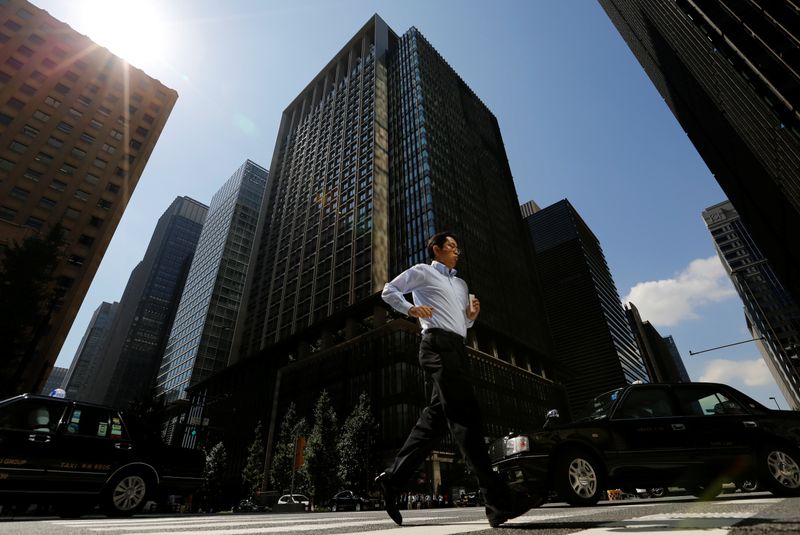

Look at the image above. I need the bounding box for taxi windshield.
[579,388,624,420]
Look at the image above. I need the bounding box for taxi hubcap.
[113,475,147,510]
[767,451,800,489]
[568,458,597,498]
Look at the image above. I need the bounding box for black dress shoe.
[485,490,540,528]
[375,471,402,526]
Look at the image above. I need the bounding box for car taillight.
[505,435,529,455]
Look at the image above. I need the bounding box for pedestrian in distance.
[375,231,536,528]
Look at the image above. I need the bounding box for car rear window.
[65,406,128,439]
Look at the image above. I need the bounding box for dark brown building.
[0,0,177,395]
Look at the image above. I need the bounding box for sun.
[74,0,168,69]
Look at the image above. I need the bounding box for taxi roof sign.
[49,388,66,398]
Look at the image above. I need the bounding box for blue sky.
[39,0,787,408]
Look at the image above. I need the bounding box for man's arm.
[382,265,427,316]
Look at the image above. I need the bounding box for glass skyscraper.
[62,300,119,400]
[157,160,267,404]
[523,199,649,415]
[190,15,565,493]
[86,196,207,408]
[703,200,800,410]
[598,0,800,313]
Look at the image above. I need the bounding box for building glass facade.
[703,200,800,410]
[62,300,118,400]
[193,15,564,493]
[524,199,649,415]
[598,0,800,313]
[86,196,207,408]
[0,0,177,396]
[157,160,267,403]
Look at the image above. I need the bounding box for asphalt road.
[1,493,798,535]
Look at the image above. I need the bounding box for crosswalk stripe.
[568,510,757,534]
[52,516,359,528]
[111,518,421,535]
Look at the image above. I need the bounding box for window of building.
[23,168,41,181]
[93,158,107,169]
[98,105,111,116]
[3,20,22,32]
[128,139,140,150]
[89,216,103,227]
[97,199,112,210]
[26,216,44,230]
[5,57,23,69]
[17,45,33,57]
[50,179,67,191]
[10,186,29,200]
[0,206,17,222]
[22,124,39,137]
[46,136,63,148]
[101,143,116,154]
[0,157,14,171]
[89,119,103,129]
[71,147,86,159]
[78,234,94,247]
[0,112,11,125]
[77,95,92,107]
[60,163,77,175]
[80,132,96,144]
[65,70,79,82]
[85,173,100,185]
[41,57,57,69]
[106,183,120,194]
[0,70,10,83]
[142,113,154,124]
[7,97,24,109]
[38,197,57,209]
[0,33,7,44]
[28,33,44,45]
[9,140,27,153]
[56,121,73,133]
[68,108,82,120]
[30,69,46,82]
[20,83,36,95]
[64,207,80,220]
[54,83,70,95]
[44,96,60,108]
[52,47,67,59]
[73,189,90,201]
[16,8,33,19]
[135,126,148,137]
[67,254,85,267]
[110,129,122,140]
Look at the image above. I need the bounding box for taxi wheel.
[760,444,800,496]
[555,449,604,506]
[101,471,150,517]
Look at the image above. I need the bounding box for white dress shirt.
[381,261,474,338]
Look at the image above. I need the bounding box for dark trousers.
[387,329,507,504]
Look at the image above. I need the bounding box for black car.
[0,394,204,517]
[490,382,800,506]
[329,490,374,511]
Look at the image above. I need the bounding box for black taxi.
[490,382,800,506]
[0,393,204,517]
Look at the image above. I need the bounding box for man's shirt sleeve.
[382,265,426,316]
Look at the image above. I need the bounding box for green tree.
[242,420,266,499]
[337,392,379,492]
[270,403,298,493]
[0,224,65,397]
[304,390,340,505]
[203,441,228,510]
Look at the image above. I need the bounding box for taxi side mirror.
[543,409,560,429]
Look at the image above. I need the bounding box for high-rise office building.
[626,302,690,384]
[598,0,800,312]
[703,200,800,410]
[39,365,66,394]
[156,160,267,408]
[189,15,565,492]
[62,300,119,400]
[0,0,177,396]
[524,199,649,415]
[86,196,207,408]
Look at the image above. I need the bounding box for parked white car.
[277,494,310,510]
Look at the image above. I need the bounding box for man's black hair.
[427,231,457,261]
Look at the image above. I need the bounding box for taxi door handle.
[28,434,51,443]
[114,442,132,450]
[671,423,686,431]
[743,421,758,428]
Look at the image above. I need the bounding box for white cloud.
[699,358,772,387]
[624,256,736,327]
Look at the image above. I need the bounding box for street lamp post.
[769,396,781,410]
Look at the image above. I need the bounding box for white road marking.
[571,510,758,534]
[52,516,359,529]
